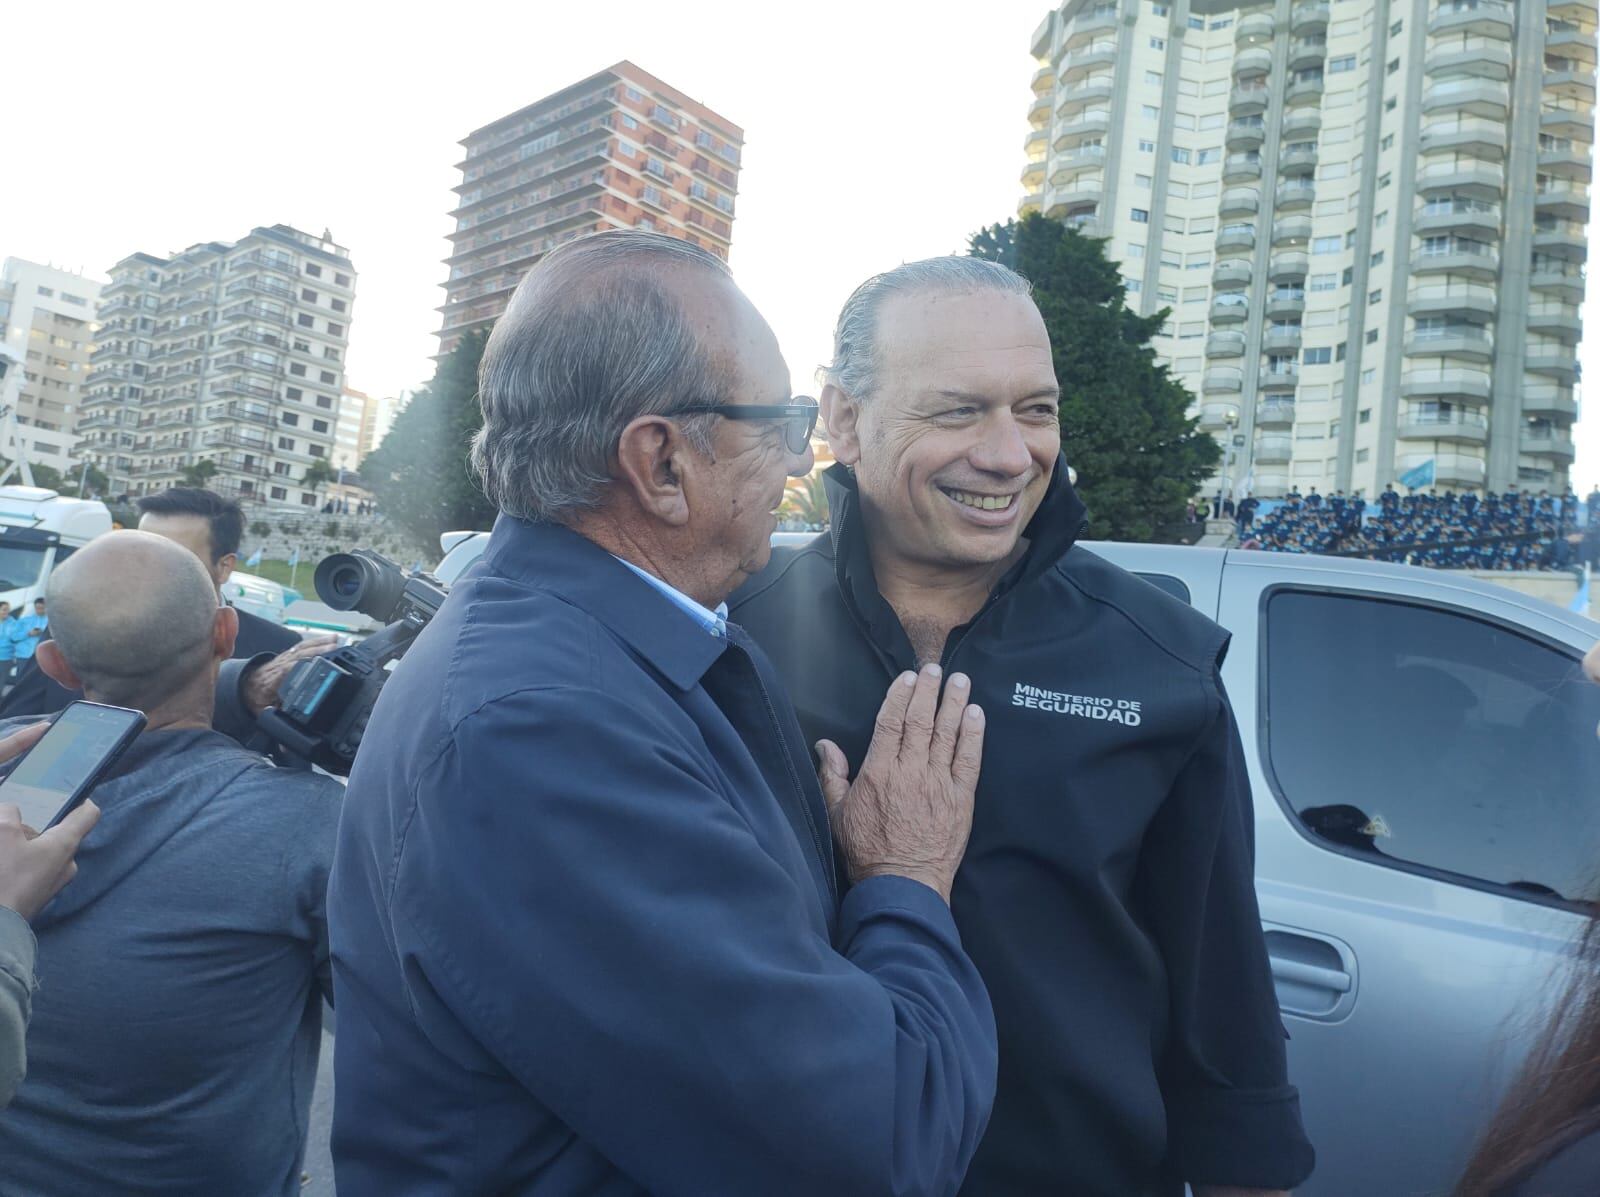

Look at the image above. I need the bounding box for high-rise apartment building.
[332,386,402,475]
[1023,0,1595,498]
[81,225,355,504]
[0,260,102,481]
[438,60,743,355]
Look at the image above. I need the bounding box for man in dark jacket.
[327,231,998,1196]
[732,257,1315,1197]
[0,487,316,744]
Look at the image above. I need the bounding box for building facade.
[333,386,402,476]
[0,260,102,483]
[438,60,743,355]
[1023,0,1595,498]
[80,225,355,504]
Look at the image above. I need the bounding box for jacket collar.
[823,452,1089,601]
[482,513,729,691]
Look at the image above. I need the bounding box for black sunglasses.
[668,395,819,454]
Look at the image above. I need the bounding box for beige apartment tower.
[0,260,102,481]
[81,225,355,504]
[438,60,743,355]
[1024,0,1595,498]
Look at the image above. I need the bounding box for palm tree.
[779,472,830,529]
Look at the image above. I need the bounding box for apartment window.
[1210,17,1232,29]
[301,289,318,303]
[1182,286,1208,304]
[1142,104,1160,119]
[1343,266,1355,285]
[1190,217,1215,234]
[1385,96,1397,112]
[1136,174,1153,189]
[334,273,350,287]
[299,493,316,506]
[1187,255,1211,271]
[1330,55,1357,73]
[1375,211,1389,227]
[297,314,314,328]
[1197,147,1221,165]
[1309,274,1338,293]
[281,412,299,426]
[1161,252,1181,268]
[1356,448,1370,463]
[270,486,287,501]
[1359,408,1372,424]
[286,387,302,400]
[309,445,325,458]
[312,419,330,433]
[1387,58,1400,75]
[1380,133,1395,152]
[319,370,337,384]
[1132,208,1150,223]
[1139,139,1155,152]
[1164,215,1185,233]
[1312,236,1342,254]
[1346,229,1358,248]
[1127,243,1146,259]
[1337,342,1348,361]
[1304,347,1333,365]
[621,114,637,129]
[305,264,322,278]
[1362,368,1376,384]
[1150,36,1167,49]
[290,363,308,376]
[1187,14,1202,28]
[1390,19,1402,34]
[624,86,644,101]
[1171,148,1191,164]
[331,298,347,313]
[1369,289,1383,304]
[1145,71,1164,87]
[327,322,344,337]
[1168,181,1190,199]
[1178,78,1200,96]
[35,286,53,298]
[1365,328,1380,344]
[1370,251,1385,267]
[278,436,296,451]
[1126,279,1143,293]
[1199,113,1226,130]
[1152,2,1168,13]
[316,395,333,409]
[1157,287,1178,303]
[1377,172,1391,189]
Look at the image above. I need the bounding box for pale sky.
[5,0,1595,487]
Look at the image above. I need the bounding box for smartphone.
[0,701,146,831]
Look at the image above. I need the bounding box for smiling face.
[827,287,1060,577]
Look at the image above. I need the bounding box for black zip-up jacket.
[731,462,1315,1196]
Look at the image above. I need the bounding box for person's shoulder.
[1051,546,1228,675]
[728,533,834,618]
[1500,1129,1600,1196]
[232,608,302,657]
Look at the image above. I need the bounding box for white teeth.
[946,490,1014,511]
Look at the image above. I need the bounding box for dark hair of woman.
[1455,907,1600,1196]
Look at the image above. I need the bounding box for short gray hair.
[821,256,1033,401]
[472,230,734,522]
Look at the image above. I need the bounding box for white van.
[0,486,112,612]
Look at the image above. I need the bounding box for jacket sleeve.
[212,655,273,748]
[0,905,37,1108]
[1137,672,1316,1191]
[388,684,996,1197]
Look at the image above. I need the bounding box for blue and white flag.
[244,547,263,568]
[1399,459,1436,490]
[288,548,300,568]
[1570,564,1590,615]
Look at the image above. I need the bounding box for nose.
[787,439,815,479]
[969,411,1034,479]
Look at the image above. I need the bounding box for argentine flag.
[1570,564,1590,615]
[244,548,263,568]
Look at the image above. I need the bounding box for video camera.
[256,550,447,774]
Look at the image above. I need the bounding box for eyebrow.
[928,386,1062,404]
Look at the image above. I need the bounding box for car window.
[1263,589,1600,905]
[1135,572,1191,605]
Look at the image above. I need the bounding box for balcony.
[1230,85,1270,116]
[1212,296,1251,323]
[1021,158,1046,188]
[1542,106,1596,142]
[219,302,290,327]
[1289,38,1327,72]
[1282,109,1322,140]
[1422,80,1510,120]
[1213,259,1254,290]
[1207,330,1247,358]
[1435,455,1489,487]
[1291,1,1329,34]
[1276,180,1317,210]
[1534,220,1589,258]
[1025,129,1049,157]
[1551,0,1599,19]
[1409,283,1497,319]
[1227,120,1267,150]
[1235,48,1274,79]
[1286,75,1325,106]
[1199,401,1242,431]
[1236,12,1275,43]
[1419,118,1508,158]
[1260,368,1301,392]
[1521,430,1578,461]
[76,411,122,431]
[1045,179,1104,216]
[1053,110,1111,146]
[1535,181,1591,220]
[1272,215,1313,245]
[1544,66,1597,103]
[1028,95,1052,127]
[1429,0,1512,39]
[214,402,275,426]
[1413,200,1501,237]
[214,455,271,479]
[1031,64,1056,94]
[1052,144,1107,177]
[1404,325,1493,360]
[1216,225,1256,252]
[1256,434,1294,464]
[1066,9,1119,46]
[1426,42,1512,80]
[224,275,295,301]
[1398,411,1489,445]
[1531,262,1587,300]
[1539,143,1594,180]
[1263,326,1304,353]
[1223,153,1263,183]
[1056,80,1115,112]
[202,429,272,452]
[1549,25,1600,64]
[1031,10,1054,57]
[1220,187,1261,216]
[1269,251,1310,280]
[1411,242,1499,280]
[1258,400,1297,428]
[1279,146,1319,173]
[1524,351,1579,381]
[229,251,296,277]
[1019,189,1044,216]
[1399,368,1493,403]
[1527,304,1584,340]
[1267,289,1307,318]
[1061,45,1118,81]
[1524,386,1580,418]
[212,378,277,402]
[1203,366,1245,393]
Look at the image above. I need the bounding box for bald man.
[0,532,344,1197]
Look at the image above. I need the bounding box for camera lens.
[314,552,408,621]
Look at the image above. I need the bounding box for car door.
[1218,554,1600,1197]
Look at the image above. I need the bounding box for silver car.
[434,531,1600,1196]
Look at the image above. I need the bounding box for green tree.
[969,213,1221,542]
[66,461,109,496]
[180,459,219,488]
[780,472,829,528]
[302,458,338,497]
[360,329,495,550]
[26,464,64,492]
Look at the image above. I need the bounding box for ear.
[214,606,239,662]
[37,641,82,693]
[820,384,862,467]
[214,553,237,588]
[614,415,695,527]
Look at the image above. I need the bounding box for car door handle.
[1271,957,1352,994]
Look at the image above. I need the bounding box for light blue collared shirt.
[612,556,729,639]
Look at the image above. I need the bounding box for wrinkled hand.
[243,636,341,717]
[0,722,100,922]
[817,664,985,904]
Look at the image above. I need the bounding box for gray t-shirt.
[0,726,342,1196]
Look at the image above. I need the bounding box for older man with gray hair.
[0,531,343,1195]
[327,230,999,1197]
[732,255,1315,1196]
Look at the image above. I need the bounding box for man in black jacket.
[0,488,323,744]
[731,257,1314,1196]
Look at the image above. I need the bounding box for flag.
[1570,565,1590,615]
[288,548,300,568]
[1399,459,1436,490]
[244,548,263,568]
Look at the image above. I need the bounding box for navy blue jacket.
[327,515,997,1196]
[731,464,1315,1196]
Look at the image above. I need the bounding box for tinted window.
[1264,590,1600,904]
[1136,572,1191,604]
